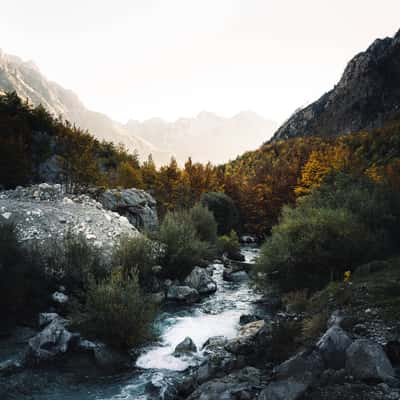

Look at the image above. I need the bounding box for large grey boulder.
[225,320,267,355]
[346,339,395,382]
[26,317,74,363]
[174,337,197,355]
[167,285,200,304]
[187,366,262,400]
[99,188,158,231]
[259,378,308,400]
[184,267,217,295]
[259,350,324,400]
[317,325,352,369]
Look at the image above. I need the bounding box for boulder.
[239,314,262,325]
[38,312,59,328]
[167,285,200,304]
[260,350,324,400]
[225,320,266,355]
[26,317,74,363]
[259,379,308,400]
[223,269,248,282]
[174,337,197,355]
[317,325,353,369]
[187,366,262,400]
[51,291,69,304]
[202,336,229,353]
[346,339,395,382]
[184,267,217,295]
[0,359,23,376]
[99,188,158,231]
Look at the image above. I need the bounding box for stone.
[259,379,308,400]
[174,337,197,355]
[225,320,266,355]
[346,339,395,382]
[0,359,23,376]
[317,325,353,369]
[167,285,200,304]
[99,188,158,231]
[38,312,59,328]
[52,291,69,304]
[223,269,248,282]
[187,367,261,400]
[26,317,73,363]
[239,314,262,325]
[184,266,217,294]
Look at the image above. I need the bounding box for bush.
[201,192,239,235]
[112,235,161,289]
[0,223,53,318]
[282,289,309,313]
[302,312,329,343]
[270,320,303,362]
[257,205,372,291]
[158,210,212,279]
[75,269,156,349]
[217,230,240,257]
[188,203,218,244]
[55,232,107,298]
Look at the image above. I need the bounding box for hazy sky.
[1,0,399,124]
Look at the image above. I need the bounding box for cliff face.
[273,30,400,141]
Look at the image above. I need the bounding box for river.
[2,246,260,400]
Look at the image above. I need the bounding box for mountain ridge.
[272,29,400,141]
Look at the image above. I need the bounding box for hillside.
[0,49,171,164]
[273,29,400,141]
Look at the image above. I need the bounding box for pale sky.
[1,0,399,124]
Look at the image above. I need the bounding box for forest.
[1,91,400,237]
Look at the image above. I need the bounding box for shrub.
[282,289,309,313]
[201,192,239,235]
[112,235,161,289]
[46,231,107,299]
[75,268,156,349]
[217,230,240,257]
[302,312,329,343]
[158,210,212,279]
[188,203,218,244]
[0,223,53,318]
[270,320,303,362]
[256,205,373,291]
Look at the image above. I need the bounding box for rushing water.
[3,247,260,400]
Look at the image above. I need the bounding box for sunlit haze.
[1,0,400,123]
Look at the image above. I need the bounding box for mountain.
[273,29,400,141]
[0,49,276,166]
[126,111,277,165]
[0,49,171,165]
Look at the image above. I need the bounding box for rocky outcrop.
[184,267,217,294]
[0,184,139,257]
[273,30,400,141]
[345,339,395,382]
[99,188,158,231]
[225,320,267,355]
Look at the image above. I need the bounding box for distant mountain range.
[272,29,400,141]
[125,111,277,164]
[0,49,276,165]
